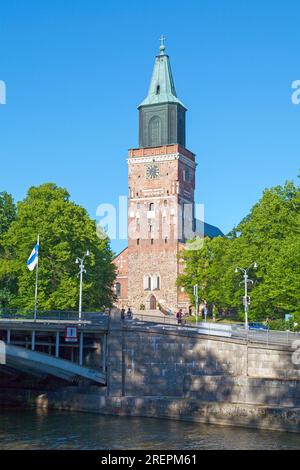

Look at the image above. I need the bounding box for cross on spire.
[159,35,166,54]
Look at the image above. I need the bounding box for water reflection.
[0,408,299,450]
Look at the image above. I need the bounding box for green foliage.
[268,317,300,332]
[178,177,300,322]
[0,183,116,311]
[0,192,17,307]
[0,191,16,238]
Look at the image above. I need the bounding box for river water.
[0,408,299,450]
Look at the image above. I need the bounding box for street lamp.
[193,284,199,326]
[76,250,90,322]
[235,262,257,330]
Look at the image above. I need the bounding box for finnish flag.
[26,236,40,271]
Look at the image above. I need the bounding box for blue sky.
[0,0,299,254]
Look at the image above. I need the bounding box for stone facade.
[114,143,196,312]
[113,247,128,309]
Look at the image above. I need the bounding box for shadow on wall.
[110,315,300,429]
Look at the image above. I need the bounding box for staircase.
[133,309,177,325]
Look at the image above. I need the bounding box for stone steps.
[132,309,177,324]
[133,309,168,318]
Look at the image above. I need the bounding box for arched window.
[115,282,121,298]
[149,116,161,147]
[152,275,160,290]
[143,275,151,291]
[184,167,191,182]
[149,202,155,211]
[178,116,184,145]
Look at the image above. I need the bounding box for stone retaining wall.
[107,324,300,402]
[2,389,300,433]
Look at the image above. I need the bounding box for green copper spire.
[139,37,186,109]
[138,37,187,148]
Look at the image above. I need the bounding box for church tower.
[138,38,186,149]
[125,38,196,312]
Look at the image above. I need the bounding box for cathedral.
[113,39,222,314]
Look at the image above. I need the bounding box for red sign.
[65,326,78,343]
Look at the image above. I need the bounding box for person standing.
[176,309,183,325]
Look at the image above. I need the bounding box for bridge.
[0,308,298,389]
[0,311,109,385]
[4,344,106,384]
[0,309,300,434]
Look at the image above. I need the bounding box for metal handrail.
[0,309,108,322]
[131,313,299,346]
[1,309,298,347]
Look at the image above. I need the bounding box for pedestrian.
[176,309,183,325]
[127,307,133,320]
[203,304,208,322]
[121,308,125,321]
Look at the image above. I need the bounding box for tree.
[0,183,116,312]
[0,191,16,238]
[0,192,17,308]
[178,177,300,322]
[234,180,300,319]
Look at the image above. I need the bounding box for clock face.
[146,164,160,179]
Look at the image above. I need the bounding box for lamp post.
[235,262,257,330]
[193,284,199,326]
[76,250,90,322]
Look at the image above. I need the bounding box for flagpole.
[34,235,39,322]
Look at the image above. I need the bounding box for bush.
[269,319,289,331]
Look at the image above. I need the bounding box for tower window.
[152,275,160,290]
[165,237,168,243]
[151,239,154,245]
[184,167,191,182]
[149,116,161,147]
[115,282,121,298]
[149,202,155,211]
[156,85,160,95]
[143,275,151,290]
[137,238,140,245]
